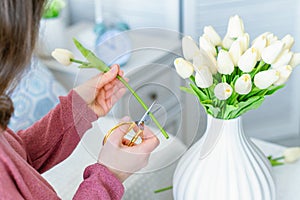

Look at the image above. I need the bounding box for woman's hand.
[74,64,126,117]
[98,117,160,182]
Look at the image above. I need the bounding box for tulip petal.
[254,69,279,89]
[217,50,234,75]
[234,74,252,94]
[174,57,194,79]
[203,26,222,46]
[214,83,233,100]
[226,15,245,38]
[283,147,300,163]
[195,66,213,88]
[289,52,300,68]
[274,65,292,85]
[199,36,217,56]
[261,41,285,64]
[182,36,200,60]
[193,48,217,74]
[281,34,294,50]
[229,40,243,66]
[271,49,293,69]
[51,48,74,66]
[238,48,258,72]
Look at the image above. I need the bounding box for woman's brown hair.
[0,0,46,129]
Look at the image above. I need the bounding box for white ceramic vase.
[173,115,276,200]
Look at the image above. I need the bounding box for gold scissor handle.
[102,122,143,146]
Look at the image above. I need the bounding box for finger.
[96,64,120,89]
[136,126,160,152]
[107,117,132,145]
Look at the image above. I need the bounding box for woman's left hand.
[74,64,126,117]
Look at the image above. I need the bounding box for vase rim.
[207,114,241,121]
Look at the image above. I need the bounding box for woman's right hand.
[98,117,160,182]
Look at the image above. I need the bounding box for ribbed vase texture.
[173,115,276,200]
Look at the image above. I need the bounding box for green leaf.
[268,156,284,167]
[230,96,265,118]
[190,83,209,102]
[223,104,238,119]
[265,85,285,96]
[73,38,110,72]
[180,86,194,95]
[203,104,220,117]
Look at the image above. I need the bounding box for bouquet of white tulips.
[175,15,300,119]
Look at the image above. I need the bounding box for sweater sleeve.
[73,163,124,200]
[17,90,97,173]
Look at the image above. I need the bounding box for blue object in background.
[9,60,67,132]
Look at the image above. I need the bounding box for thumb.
[106,116,133,145]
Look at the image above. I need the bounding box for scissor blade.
[137,101,156,126]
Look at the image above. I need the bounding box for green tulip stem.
[117,75,169,139]
[70,58,89,65]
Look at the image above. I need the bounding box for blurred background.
[11,0,300,148]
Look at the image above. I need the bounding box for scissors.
[102,101,158,147]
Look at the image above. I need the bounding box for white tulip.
[193,49,218,74]
[238,48,258,72]
[226,15,245,38]
[274,65,293,85]
[199,36,217,56]
[229,40,243,66]
[289,52,300,68]
[237,33,250,53]
[222,34,235,49]
[251,35,267,60]
[182,36,200,60]
[174,58,194,79]
[261,41,285,64]
[203,26,222,46]
[195,66,213,88]
[271,49,293,69]
[234,74,252,95]
[266,33,278,46]
[252,32,270,45]
[281,34,294,50]
[51,48,74,66]
[283,147,300,163]
[214,83,233,100]
[217,49,234,75]
[254,69,279,89]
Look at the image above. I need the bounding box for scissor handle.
[102,121,143,146]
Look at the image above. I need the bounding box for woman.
[0,1,159,199]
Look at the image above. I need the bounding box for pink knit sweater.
[0,91,124,199]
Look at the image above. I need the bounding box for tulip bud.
[271,49,293,69]
[234,74,252,95]
[229,40,243,66]
[274,65,292,86]
[182,36,200,60]
[251,35,267,60]
[195,66,213,88]
[266,33,278,46]
[252,32,270,45]
[237,33,250,53]
[174,58,194,79]
[222,34,235,49]
[51,48,74,66]
[217,49,234,75]
[199,36,217,56]
[289,52,300,68]
[226,15,245,38]
[214,83,233,100]
[193,49,217,74]
[203,26,222,46]
[261,41,285,64]
[281,34,294,50]
[238,48,258,72]
[254,69,279,89]
[283,147,300,163]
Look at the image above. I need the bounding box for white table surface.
[42,117,300,200]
